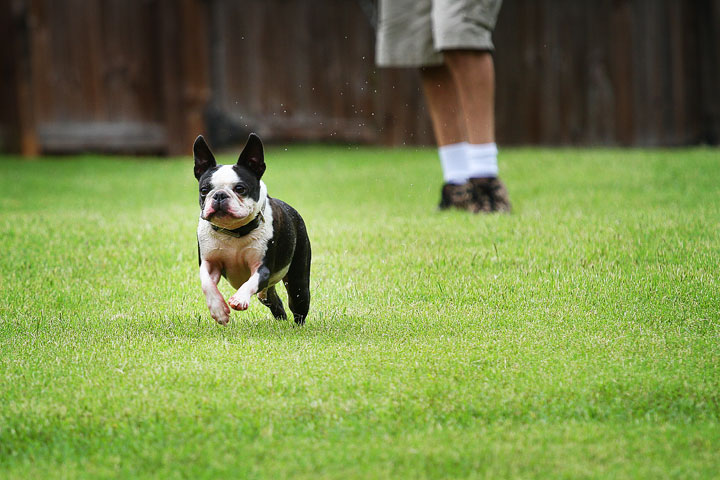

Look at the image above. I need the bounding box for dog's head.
[193,133,267,229]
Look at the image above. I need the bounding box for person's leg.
[443,50,495,145]
[443,49,511,212]
[430,0,510,212]
[420,64,466,146]
[420,65,475,210]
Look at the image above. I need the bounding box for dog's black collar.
[211,217,261,238]
[209,198,266,238]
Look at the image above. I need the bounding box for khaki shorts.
[376,0,503,67]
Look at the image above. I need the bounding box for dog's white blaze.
[211,165,240,188]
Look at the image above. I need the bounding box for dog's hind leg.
[258,285,287,320]
[284,237,311,325]
[284,276,310,325]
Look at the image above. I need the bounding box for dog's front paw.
[208,299,231,325]
[228,291,251,311]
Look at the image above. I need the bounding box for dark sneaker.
[469,177,511,213]
[438,182,474,211]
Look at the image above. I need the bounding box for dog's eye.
[200,186,210,195]
[234,184,247,195]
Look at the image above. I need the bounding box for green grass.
[1,146,719,479]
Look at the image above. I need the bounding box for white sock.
[466,142,499,178]
[439,142,469,184]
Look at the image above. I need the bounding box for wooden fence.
[0,0,209,155]
[1,0,718,155]
[495,0,720,146]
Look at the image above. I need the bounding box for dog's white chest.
[197,207,274,290]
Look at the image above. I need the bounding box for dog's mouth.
[201,204,221,221]
[202,210,222,221]
[202,205,254,228]
[202,198,234,220]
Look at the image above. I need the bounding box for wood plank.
[37,121,166,152]
[159,0,210,155]
[0,0,20,151]
[698,0,720,144]
[11,0,39,155]
[610,0,635,145]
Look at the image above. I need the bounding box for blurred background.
[1,0,718,156]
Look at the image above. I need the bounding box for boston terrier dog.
[194,133,311,325]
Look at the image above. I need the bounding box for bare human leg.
[443,49,495,145]
[420,64,475,210]
[420,64,466,146]
[444,49,511,212]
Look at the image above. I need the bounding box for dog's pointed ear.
[193,135,216,180]
[237,133,266,179]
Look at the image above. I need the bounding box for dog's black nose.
[214,191,229,202]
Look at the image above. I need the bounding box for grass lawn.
[1,146,719,479]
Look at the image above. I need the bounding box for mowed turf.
[0,146,718,479]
